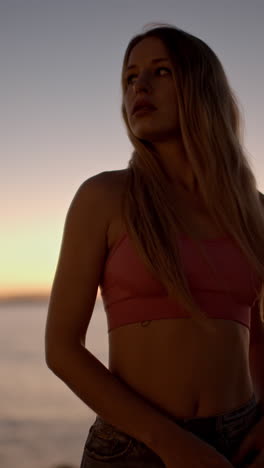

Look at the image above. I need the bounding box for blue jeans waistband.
[174,392,259,426]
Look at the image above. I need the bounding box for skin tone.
[123,36,198,198]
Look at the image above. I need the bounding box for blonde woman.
[45,24,264,468]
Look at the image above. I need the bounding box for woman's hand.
[161,430,234,468]
[230,414,264,467]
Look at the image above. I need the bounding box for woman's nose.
[133,73,152,92]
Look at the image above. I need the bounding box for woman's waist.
[109,339,252,419]
[111,364,254,420]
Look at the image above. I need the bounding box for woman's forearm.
[46,343,194,457]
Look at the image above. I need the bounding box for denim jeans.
[80,392,263,467]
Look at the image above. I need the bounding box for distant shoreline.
[0,293,102,305]
[0,294,50,305]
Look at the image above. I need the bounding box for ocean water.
[0,299,109,468]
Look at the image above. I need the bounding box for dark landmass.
[0,292,102,305]
[0,294,50,305]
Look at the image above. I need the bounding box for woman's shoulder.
[78,169,128,206]
[81,168,128,191]
[79,169,129,253]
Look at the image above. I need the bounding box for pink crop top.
[99,232,261,333]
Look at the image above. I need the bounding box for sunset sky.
[2,0,263,298]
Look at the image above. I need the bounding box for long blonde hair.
[120,23,264,333]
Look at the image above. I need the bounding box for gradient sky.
[2,0,263,297]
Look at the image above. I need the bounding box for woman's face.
[123,36,180,143]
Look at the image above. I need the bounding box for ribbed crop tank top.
[99,231,261,333]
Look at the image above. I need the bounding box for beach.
[0,300,108,468]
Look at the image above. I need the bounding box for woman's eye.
[126,67,170,85]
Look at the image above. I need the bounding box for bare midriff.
[108,318,253,419]
[104,169,254,420]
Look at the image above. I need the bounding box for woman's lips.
[133,106,157,116]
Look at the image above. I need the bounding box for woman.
[45,24,264,467]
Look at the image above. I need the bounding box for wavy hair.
[120,23,264,333]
